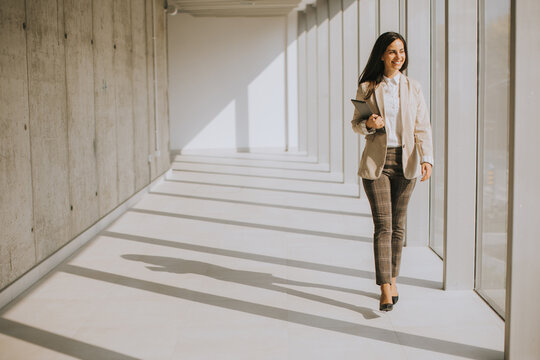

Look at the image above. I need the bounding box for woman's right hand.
[366,114,384,130]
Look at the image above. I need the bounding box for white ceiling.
[168,0,308,17]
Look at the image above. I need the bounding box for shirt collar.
[383,73,401,87]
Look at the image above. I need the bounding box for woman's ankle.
[379,284,392,303]
[390,278,398,295]
[380,283,392,295]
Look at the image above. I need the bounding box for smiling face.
[381,39,406,76]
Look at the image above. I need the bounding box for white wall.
[168,14,292,152]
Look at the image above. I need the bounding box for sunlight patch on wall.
[183,100,237,149]
[248,53,286,149]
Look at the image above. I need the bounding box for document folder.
[350,99,373,119]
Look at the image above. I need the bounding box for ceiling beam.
[169,0,301,17]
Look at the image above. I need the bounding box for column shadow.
[0,318,139,360]
[121,254,379,320]
[128,208,373,243]
[170,168,342,183]
[149,190,372,217]
[171,158,325,172]
[101,231,442,290]
[164,178,359,198]
[59,264,503,360]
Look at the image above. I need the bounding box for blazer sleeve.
[413,81,434,164]
[351,83,376,135]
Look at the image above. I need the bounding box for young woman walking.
[351,32,433,312]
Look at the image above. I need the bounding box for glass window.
[476,0,511,318]
[429,0,445,258]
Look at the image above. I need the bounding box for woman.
[351,32,433,312]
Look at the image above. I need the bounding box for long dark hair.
[358,32,408,99]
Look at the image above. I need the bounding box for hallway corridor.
[0,153,503,360]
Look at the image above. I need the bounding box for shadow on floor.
[150,190,372,217]
[128,208,372,243]
[165,178,358,198]
[170,168,343,184]
[0,318,139,360]
[102,231,442,290]
[172,158,324,171]
[59,264,503,360]
[121,254,380,320]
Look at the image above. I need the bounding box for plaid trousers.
[362,147,416,285]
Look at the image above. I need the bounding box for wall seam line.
[62,0,73,242]
[23,0,37,264]
[91,0,99,214]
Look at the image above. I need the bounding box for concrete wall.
[168,14,290,152]
[0,0,170,292]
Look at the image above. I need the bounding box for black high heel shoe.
[392,296,399,305]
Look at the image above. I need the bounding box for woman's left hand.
[420,163,432,182]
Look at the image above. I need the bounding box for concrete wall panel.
[154,0,170,175]
[0,0,35,289]
[145,0,157,180]
[25,0,71,262]
[64,0,99,237]
[0,0,170,293]
[131,0,150,191]
[93,0,119,217]
[114,0,135,202]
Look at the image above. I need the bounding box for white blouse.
[362,73,433,165]
[382,74,403,148]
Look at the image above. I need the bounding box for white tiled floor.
[0,153,504,360]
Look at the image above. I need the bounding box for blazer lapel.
[374,83,385,118]
[399,73,409,136]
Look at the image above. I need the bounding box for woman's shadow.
[122,254,380,320]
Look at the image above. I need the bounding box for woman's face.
[381,39,405,74]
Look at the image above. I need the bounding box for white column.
[316,0,330,166]
[358,0,378,67]
[443,0,477,290]
[405,0,430,246]
[286,11,299,152]
[505,1,540,358]
[306,5,318,159]
[329,0,343,175]
[343,0,360,185]
[399,0,407,36]
[297,11,308,154]
[355,0,378,194]
[379,0,400,34]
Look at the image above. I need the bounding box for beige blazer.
[351,73,433,180]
